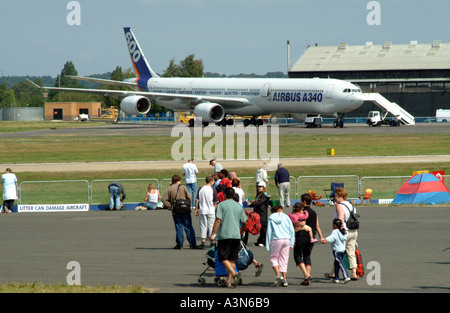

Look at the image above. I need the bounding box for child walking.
[321,218,350,284]
[266,205,295,287]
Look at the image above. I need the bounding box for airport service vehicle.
[436,109,450,122]
[29,27,365,129]
[366,111,401,127]
[304,116,323,128]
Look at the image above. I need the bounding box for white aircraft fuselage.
[145,76,364,116]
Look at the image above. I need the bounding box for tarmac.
[0,205,448,294]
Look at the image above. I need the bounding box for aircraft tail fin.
[123,27,159,80]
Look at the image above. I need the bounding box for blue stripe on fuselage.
[136,77,149,92]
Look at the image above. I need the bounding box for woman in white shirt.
[333,187,358,280]
[2,168,17,213]
[144,183,161,210]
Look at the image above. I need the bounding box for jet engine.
[120,96,151,115]
[193,102,225,123]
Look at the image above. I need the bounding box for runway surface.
[0,206,448,293]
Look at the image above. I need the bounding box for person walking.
[334,187,359,280]
[266,204,295,287]
[1,168,17,213]
[293,194,324,286]
[195,176,219,249]
[182,158,199,210]
[209,158,223,175]
[274,163,290,208]
[211,187,248,288]
[163,175,199,250]
[247,182,271,247]
[108,181,126,210]
[255,163,268,193]
[321,218,350,284]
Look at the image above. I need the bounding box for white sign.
[18,204,89,213]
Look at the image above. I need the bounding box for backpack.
[342,203,360,230]
[245,210,261,235]
[216,179,230,202]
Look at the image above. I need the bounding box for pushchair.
[324,182,344,205]
[197,242,253,286]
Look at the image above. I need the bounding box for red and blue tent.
[392,173,450,204]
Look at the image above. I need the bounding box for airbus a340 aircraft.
[31,27,365,127]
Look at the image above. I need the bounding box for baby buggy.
[197,242,253,287]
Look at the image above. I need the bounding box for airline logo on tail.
[123,27,159,91]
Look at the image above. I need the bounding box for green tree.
[12,78,45,107]
[0,83,16,108]
[179,54,204,77]
[48,61,97,102]
[162,54,204,78]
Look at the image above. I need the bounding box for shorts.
[217,239,241,262]
[293,239,314,266]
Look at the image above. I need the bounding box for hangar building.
[289,40,450,117]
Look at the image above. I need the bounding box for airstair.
[362,93,415,125]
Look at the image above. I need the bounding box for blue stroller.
[197,242,253,286]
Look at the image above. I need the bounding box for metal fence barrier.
[15,175,449,206]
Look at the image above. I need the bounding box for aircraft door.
[261,83,271,98]
[325,84,335,98]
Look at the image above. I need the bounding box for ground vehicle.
[366,111,400,127]
[90,106,119,122]
[179,112,195,123]
[305,116,323,128]
[436,109,450,122]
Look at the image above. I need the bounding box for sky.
[1,0,449,77]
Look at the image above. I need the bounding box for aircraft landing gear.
[243,117,263,127]
[215,118,234,126]
[333,114,345,128]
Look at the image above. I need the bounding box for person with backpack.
[332,187,359,281]
[216,169,232,202]
[247,182,271,247]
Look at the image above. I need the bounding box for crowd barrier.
[12,174,448,212]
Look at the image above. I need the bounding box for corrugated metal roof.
[291,41,450,72]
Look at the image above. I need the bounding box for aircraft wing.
[26,79,251,108]
[67,76,137,88]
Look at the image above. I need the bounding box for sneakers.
[331,277,351,284]
[273,275,283,286]
[273,275,288,287]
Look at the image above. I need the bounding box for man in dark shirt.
[294,193,324,286]
[274,163,290,208]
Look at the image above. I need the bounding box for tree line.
[0,55,286,114]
